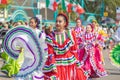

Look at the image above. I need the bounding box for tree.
[74,0,120,21]
[104,0,120,19]
[83,0,120,20]
[58,0,120,21]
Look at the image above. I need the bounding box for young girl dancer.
[43,13,86,80]
[81,24,107,80]
[74,18,85,62]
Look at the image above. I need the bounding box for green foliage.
[84,0,120,19]
[104,0,120,19]
[79,0,120,20]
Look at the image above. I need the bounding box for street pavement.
[0,49,120,80]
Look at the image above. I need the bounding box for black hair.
[57,13,68,28]
[30,17,40,28]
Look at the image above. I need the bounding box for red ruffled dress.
[80,32,107,78]
[74,27,85,62]
[43,29,86,80]
[74,27,85,45]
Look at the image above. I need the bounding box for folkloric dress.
[74,26,85,61]
[43,29,86,80]
[80,32,107,78]
[1,27,47,80]
[74,26,85,46]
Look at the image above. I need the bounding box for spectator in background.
[44,24,53,35]
[0,22,3,29]
[112,25,120,43]
[12,21,25,27]
[12,22,18,27]
[8,20,13,29]
[3,22,9,30]
[17,20,25,26]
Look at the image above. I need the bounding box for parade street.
[0,49,120,80]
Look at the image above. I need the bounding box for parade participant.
[29,17,48,54]
[92,20,98,32]
[92,20,106,65]
[1,17,47,80]
[74,18,85,61]
[29,17,42,36]
[43,13,86,80]
[81,24,107,80]
[1,26,45,80]
[95,26,107,65]
[74,18,85,47]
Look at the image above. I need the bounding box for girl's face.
[86,25,92,33]
[29,19,37,29]
[92,21,96,26]
[56,16,66,31]
[76,19,81,27]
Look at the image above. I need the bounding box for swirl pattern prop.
[2,26,44,77]
[110,43,120,68]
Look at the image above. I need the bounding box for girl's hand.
[52,69,57,73]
